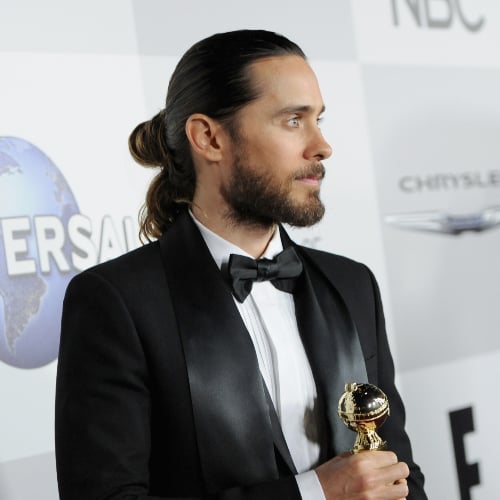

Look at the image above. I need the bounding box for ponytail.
[129,110,195,242]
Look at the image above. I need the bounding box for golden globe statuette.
[338,382,390,453]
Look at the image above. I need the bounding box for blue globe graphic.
[0,137,80,368]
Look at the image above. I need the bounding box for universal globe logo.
[0,137,138,368]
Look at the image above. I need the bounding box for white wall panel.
[1,2,498,498]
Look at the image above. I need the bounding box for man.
[55,30,427,499]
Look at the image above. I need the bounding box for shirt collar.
[189,210,283,270]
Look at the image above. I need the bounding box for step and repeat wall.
[1,1,499,498]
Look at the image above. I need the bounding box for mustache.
[294,162,325,180]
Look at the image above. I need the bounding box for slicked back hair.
[128,29,306,241]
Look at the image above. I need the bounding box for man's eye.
[288,117,300,127]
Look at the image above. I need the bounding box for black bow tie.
[227,246,303,303]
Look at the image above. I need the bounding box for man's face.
[221,55,333,228]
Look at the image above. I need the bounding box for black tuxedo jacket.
[55,211,426,500]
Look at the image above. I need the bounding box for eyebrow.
[274,104,326,117]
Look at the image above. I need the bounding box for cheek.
[262,137,302,162]
[240,132,305,178]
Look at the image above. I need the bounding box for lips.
[296,176,322,186]
[295,163,325,184]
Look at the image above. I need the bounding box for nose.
[304,128,333,161]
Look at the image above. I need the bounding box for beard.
[221,153,326,229]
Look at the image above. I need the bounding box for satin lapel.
[280,230,368,456]
[159,213,281,492]
[262,381,298,475]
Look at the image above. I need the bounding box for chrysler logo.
[384,207,500,235]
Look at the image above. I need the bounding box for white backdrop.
[1,1,499,498]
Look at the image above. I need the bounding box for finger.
[379,462,409,486]
[391,478,409,499]
[350,450,399,468]
[373,450,399,467]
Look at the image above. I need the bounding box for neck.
[191,203,276,258]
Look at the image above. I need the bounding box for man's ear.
[185,113,226,162]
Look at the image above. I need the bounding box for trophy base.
[352,430,387,454]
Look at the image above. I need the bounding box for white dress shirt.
[191,213,326,499]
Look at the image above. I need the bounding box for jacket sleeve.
[55,270,301,500]
[363,265,428,500]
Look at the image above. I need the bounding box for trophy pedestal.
[352,428,387,453]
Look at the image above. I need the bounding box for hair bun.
[128,110,171,168]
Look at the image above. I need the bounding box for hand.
[315,451,409,499]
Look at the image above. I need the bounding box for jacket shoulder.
[296,245,380,309]
[68,240,163,292]
[297,245,372,278]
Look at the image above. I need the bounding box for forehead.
[245,55,324,112]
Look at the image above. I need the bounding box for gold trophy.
[338,382,390,453]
